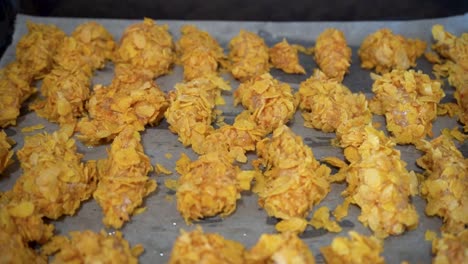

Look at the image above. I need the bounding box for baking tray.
[1,13,467,263]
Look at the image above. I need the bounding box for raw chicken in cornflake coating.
[93,127,156,229]
[0,202,48,263]
[196,112,264,163]
[429,25,468,131]
[269,39,305,74]
[72,21,116,69]
[0,62,36,127]
[320,231,385,264]
[314,28,352,82]
[229,30,269,81]
[30,67,91,125]
[430,230,468,264]
[165,75,230,150]
[234,73,296,135]
[15,22,66,79]
[177,25,226,80]
[297,69,371,133]
[334,125,419,238]
[42,230,144,264]
[0,130,14,174]
[168,227,246,264]
[369,69,444,144]
[254,126,330,229]
[0,196,54,245]
[77,64,168,145]
[175,152,253,223]
[358,28,426,74]
[416,135,467,234]
[52,37,94,74]
[12,129,97,219]
[114,18,175,79]
[246,232,316,264]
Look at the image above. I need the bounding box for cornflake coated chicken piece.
[314,28,352,82]
[335,124,419,238]
[42,230,144,264]
[229,30,270,81]
[246,232,315,264]
[0,130,14,173]
[430,25,468,131]
[114,18,175,79]
[370,69,444,144]
[165,75,230,150]
[0,62,36,127]
[234,73,296,135]
[358,28,426,74]
[320,231,385,264]
[15,22,66,79]
[0,202,48,264]
[269,39,305,74]
[72,21,116,69]
[254,126,330,229]
[176,152,253,223]
[196,111,264,163]
[30,67,91,125]
[0,196,54,245]
[12,129,97,219]
[168,226,246,264]
[416,134,468,234]
[431,230,468,264]
[297,69,371,133]
[93,127,156,229]
[177,25,226,80]
[52,37,95,75]
[77,64,168,145]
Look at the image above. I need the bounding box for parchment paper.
[1,13,467,263]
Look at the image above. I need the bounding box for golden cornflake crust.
[165,75,230,150]
[309,206,342,233]
[31,67,91,125]
[12,129,97,219]
[16,22,66,79]
[320,231,385,264]
[177,25,226,80]
[0,196,54,245]
[229,30,269,81]
[72,21,116,69]
[30,22,115,127]
[246,232,315,264]
[0,130,14,174]
[197,112,264,163]
[430,25,468,131]
[431,230,468,264]
[369,69,444,144]
[314,28,351,82]
[358,28,426,74]
[114,18,175,79]
[416,134,468,234]
[176,152,253,223]
[0,62,36,127]
[335,125,419,238]
[0,202,48,263]
[254,125,330,228]
[77,64,168,145]
[297,69,371,133]
[234,73,296,135]
[42,230,144,264]
[168,227,246,264]
[93,127,156,229]
[269,39,305,74]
